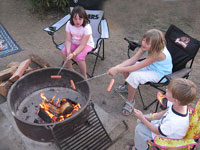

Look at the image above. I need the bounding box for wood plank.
[0,81,13,97]
[0,66,17,81]
[9,59,31,82]
[24,67,41,74]
[7,62,20,68]
[30,54,51,68]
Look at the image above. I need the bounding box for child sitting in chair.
[127,78,197,150]
[62,6,94,79]
[107,29,172,116]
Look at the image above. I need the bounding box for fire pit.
[7,68,91,142]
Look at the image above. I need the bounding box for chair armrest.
[43,14,70,33]
[165,67,192,81]
[153,67,192,86]
[100,19,109,39]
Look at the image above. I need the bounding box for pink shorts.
[62,44,93,62]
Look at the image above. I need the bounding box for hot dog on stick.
[70,80,76,90]
[106,79,115,92]
[51,75,62,79]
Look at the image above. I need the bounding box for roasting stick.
[75,72,107,85]
[114,87,127,102]
[114,87,136,118]
[70,73,115,92]
[57,58,69,75]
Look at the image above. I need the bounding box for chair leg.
[143,99,159,113]
[102,40,105,60]
[138,86,146,109]
[138,86,159,112]
[88,41,103,77]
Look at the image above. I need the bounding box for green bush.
[28,0,69,12]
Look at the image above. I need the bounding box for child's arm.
[134,109,166,135]
[67,34,90,60]
[119,48,144,67]
[118,56,156,73]
[107,53,156,76]
[65,31,71,55]
[145,110,167,121]
[73,34,90,54]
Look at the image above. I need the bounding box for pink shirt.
[66,21,94,48]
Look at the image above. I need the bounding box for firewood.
[9,59,31,82]
[7,62,20,68]
[38,108,53,123]
[0,81,13,97]
[0,66,17,81]
[43,101,73,115]
[24,67,41,74]
[30,54,50,68]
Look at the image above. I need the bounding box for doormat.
[0,23,22,58]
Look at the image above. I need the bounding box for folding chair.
[124,24,200,112]
[147,98,200,150]
[43,0,109,77]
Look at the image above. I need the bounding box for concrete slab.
[0,101,122,150]
[0,102,58,150]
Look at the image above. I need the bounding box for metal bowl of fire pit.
[7,67,91,142]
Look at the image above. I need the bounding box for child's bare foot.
[125,144,135,150]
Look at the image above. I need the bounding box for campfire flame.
[38,92,81,123]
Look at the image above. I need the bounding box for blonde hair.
[143,29,166,57]
[168,78,197,105]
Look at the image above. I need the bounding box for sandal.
[118,85,128,93]
[122,101,135,116]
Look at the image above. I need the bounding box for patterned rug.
[0,23,22,58]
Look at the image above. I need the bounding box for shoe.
[118,85,128,93]
[122,100,135,116]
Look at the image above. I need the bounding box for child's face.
[141,38,151,51]
[73,14,84,27]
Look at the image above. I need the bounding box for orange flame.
[39,92,81,123]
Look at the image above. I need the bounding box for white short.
[125,66,160,89]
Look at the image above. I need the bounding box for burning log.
[38,93,81,123]
[43,100,73,115]
[38,108,53,123]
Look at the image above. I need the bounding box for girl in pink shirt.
[62,6,94,78]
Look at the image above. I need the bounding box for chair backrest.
[165,25,200,72]
[184,98,200,139]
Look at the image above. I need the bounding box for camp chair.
[124,24,200,112]
[43,0,109,77]
[147,98,200,150]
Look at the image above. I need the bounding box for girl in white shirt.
[62,6,94,78]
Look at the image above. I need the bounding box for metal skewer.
[75,72,107,85]
[114,87,127,102]
[57,59,69,75]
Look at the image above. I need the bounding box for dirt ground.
[0,0,200,149]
